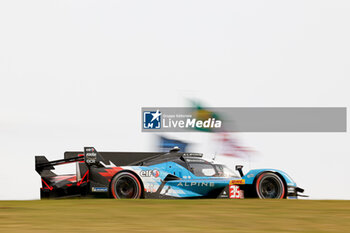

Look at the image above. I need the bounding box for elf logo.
[140,169,160,178]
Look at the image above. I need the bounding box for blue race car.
[35,147,305,199]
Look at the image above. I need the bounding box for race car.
[35,147,305,199]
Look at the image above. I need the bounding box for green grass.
[0,199,350,233]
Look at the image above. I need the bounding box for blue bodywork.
[135,161,299,198]
[243,169,297,187]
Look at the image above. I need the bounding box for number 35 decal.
[229,185,244,199]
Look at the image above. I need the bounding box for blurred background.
[0,0,349,200]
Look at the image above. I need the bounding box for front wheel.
[111,172,142,199]
[255,172,285,199]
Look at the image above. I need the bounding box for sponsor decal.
[143,110,162,129]
[219,189,229,198]
[177,182,215,187]
[229,179,245,185]
[85,147,97,164]
[229,185,244,199]
[91,187,108,192]
[140,169,160,178]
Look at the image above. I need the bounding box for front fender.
[242,169,297,187]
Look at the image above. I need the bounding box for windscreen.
[189,162,239,178]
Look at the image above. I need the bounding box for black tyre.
[111,172,142,199]
[255,172,285,199]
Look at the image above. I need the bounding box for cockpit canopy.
[184,158,239,178]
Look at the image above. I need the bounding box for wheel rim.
[257,175,284,199]
[114,175,139,199]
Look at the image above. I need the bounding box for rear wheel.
[255,172,285,199]
[111,172,142,199]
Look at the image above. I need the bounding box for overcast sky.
[0,0,349,200]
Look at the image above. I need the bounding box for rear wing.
[35,154,84,173]
[35,147,105,173]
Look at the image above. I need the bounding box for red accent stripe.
[99,167,123,179]
[51,175,76,181]
[77,170,89,186]
[41,178,53,191]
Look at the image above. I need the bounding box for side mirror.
[235,165,244,177]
